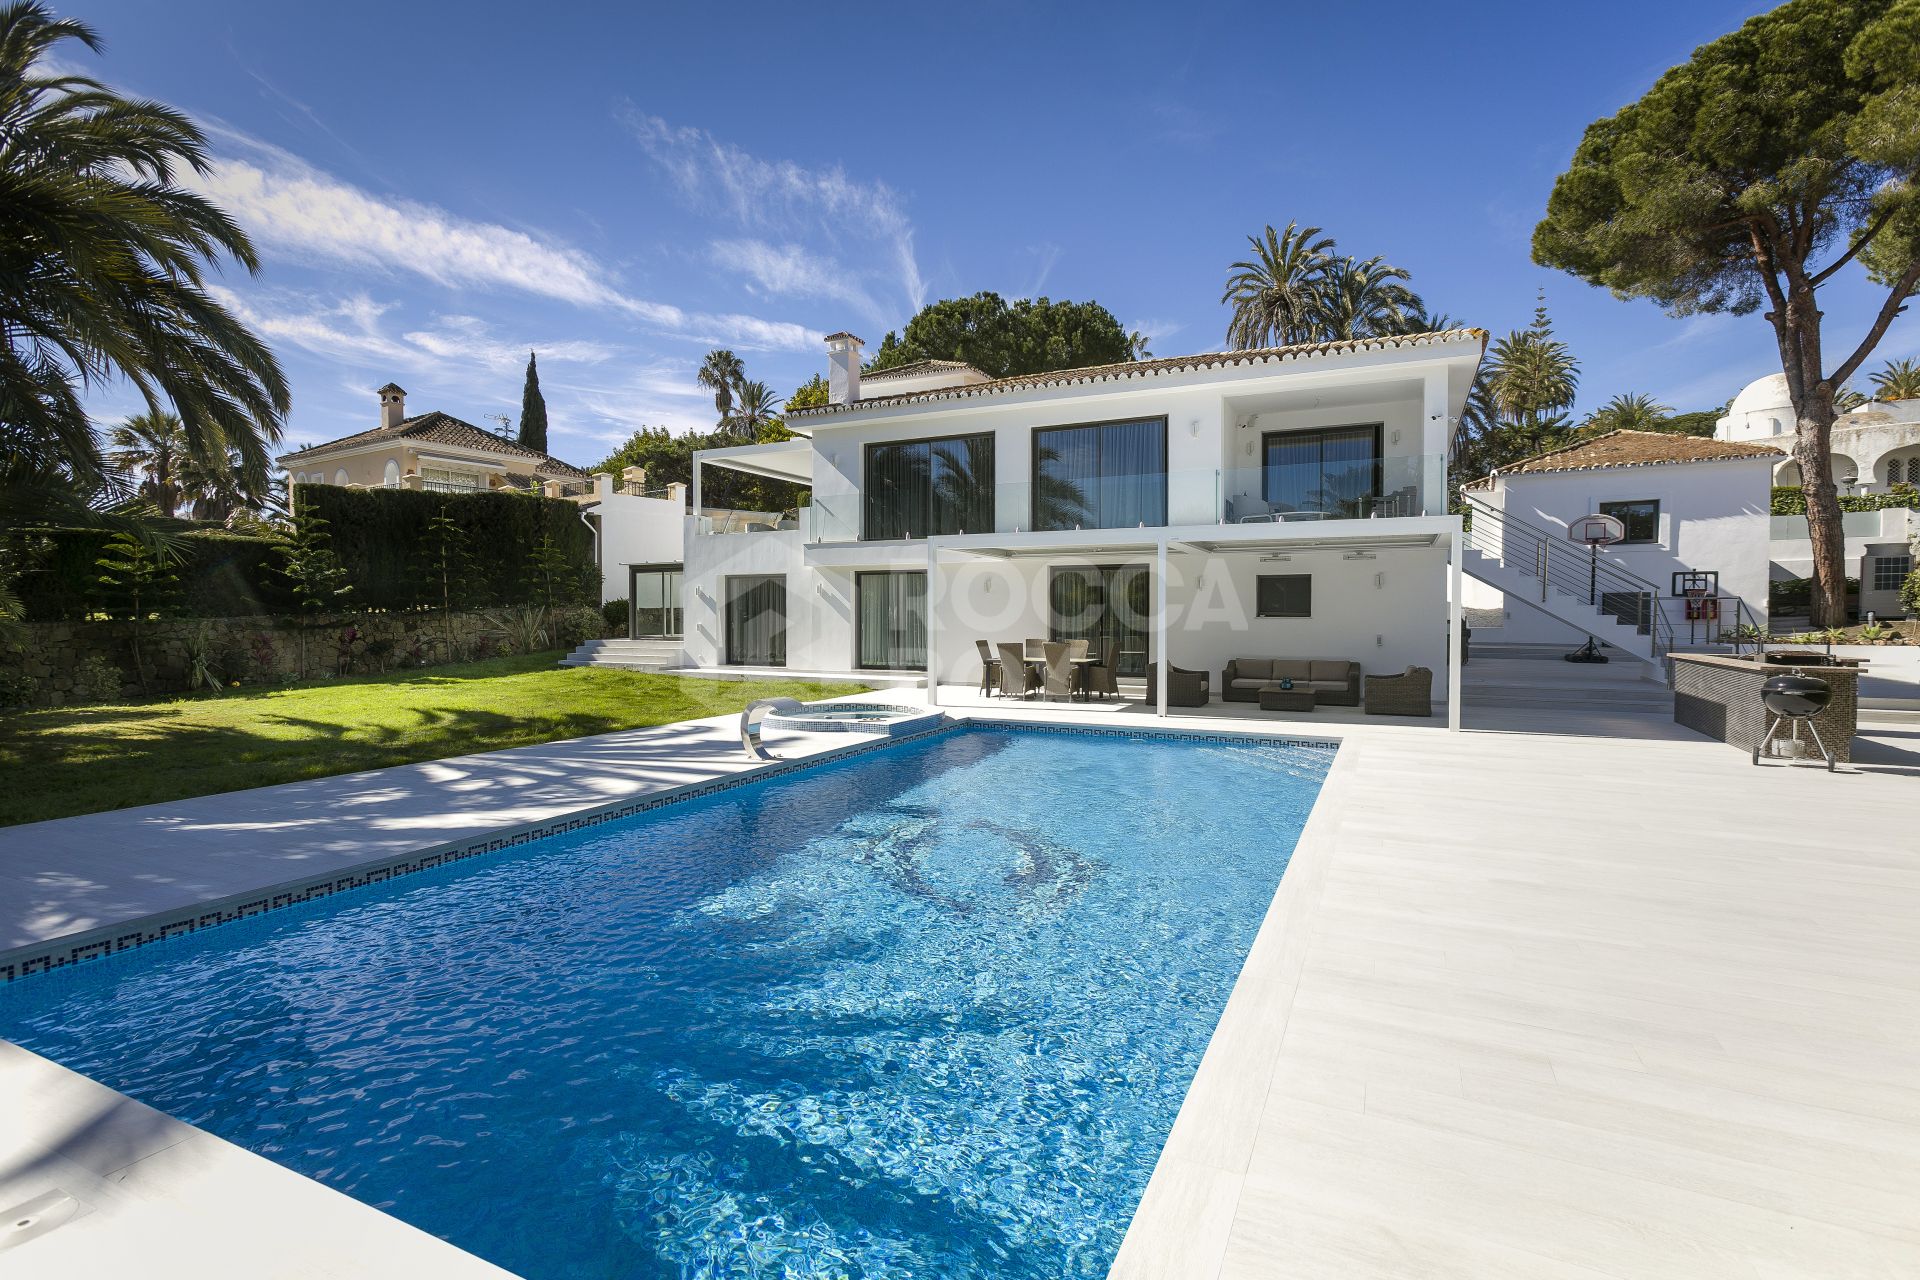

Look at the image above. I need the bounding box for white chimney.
[825,332,864,405]
[377,382,407,428]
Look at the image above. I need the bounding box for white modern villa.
[680,330,1484,723]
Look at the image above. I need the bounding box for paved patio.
[2,688,1916,1277]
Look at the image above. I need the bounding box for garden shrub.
[601,597,628,637]
[552,605,603,649]
[72,653,124,703]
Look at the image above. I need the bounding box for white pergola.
[921,516,1466,731]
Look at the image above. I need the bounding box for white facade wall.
[1471,458,1774,643]
[593,486,686,603]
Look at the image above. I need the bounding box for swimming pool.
[2,724,1331,1278]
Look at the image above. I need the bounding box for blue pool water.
[2,726,1330,1278]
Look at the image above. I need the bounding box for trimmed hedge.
[11,488,595,621]
[15,528,291,621]
[299,485,594,612]
[1771,483,1920,515]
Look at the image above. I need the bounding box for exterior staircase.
[559,637,684,671]
[1458,496,1675,668]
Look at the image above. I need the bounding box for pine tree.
[422,502,473,660]
[277,493,353,678]
[517,351,549,453]
[93,532,178,694]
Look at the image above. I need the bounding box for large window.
[1261,425,1380,518]
[1599,499,1659,544]
[1032,419,1167,531]
[1872,554,1912,592]
[1256,574,1312,618]
[1048,564,1152,676]
[863,433,994,540]
[724,574,786,666]
[855,571,927,670]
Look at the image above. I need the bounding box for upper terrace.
[692,329,1486,545]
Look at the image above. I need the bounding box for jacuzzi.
[761,702,947,736]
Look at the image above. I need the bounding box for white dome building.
[1716,371,1920,491]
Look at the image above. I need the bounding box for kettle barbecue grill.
[1751,670,1836,771]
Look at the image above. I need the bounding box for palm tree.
[725,379,783,440]
[107,411,189,517]
[1311,255,1425,342]
[1221,222,1335,349]
[1583,392,1672,435]
[1869,357,1920,402]
[0,4,288,497]
[696,349,745,424]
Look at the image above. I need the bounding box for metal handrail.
[1462,495,1676,659]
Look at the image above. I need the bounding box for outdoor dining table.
[1017,648,1100,700]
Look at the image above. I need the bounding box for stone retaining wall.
[7,610,513,708]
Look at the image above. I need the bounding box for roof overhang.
[917,515,1457,559]
[695,439,813,484]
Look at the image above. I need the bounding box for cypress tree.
[517,351,549,453]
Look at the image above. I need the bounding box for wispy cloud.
[1128,317,1187,356]
[189,127,821,352]
[708,238,883,321]
[622,109,926,315]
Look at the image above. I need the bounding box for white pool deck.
[2,686,1917,1277]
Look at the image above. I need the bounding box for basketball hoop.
[1568,513,1625,546]
[1569,513,1626,609]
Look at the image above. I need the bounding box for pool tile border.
[0,716,1336,984]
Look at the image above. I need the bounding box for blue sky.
[62,0,1920,467]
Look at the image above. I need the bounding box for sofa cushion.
[1230,678,1270,690]
[1233,658,1270,681]
[1271,659,1313,681]
[1310,660,1353,683]
[1303,680,1345,692]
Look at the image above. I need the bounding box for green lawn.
[0,653,869,827]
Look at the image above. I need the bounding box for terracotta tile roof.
[861,359,985,381]
[1469,429,1784,488]
[278,411,589,477]
[788,328,1489,419]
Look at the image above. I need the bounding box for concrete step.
[560,637,684,670]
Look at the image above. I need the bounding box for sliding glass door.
[724,574,786,667]
[1048,564,1151,676]
[864,433,995,540]
[1261,425,1380,518]
[628,564,682,638]
[855,571,927,671]
[1032,418,1167,531]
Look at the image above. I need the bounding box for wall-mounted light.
[1260,553,1292,562]
[1188,418,1201,438]
[1374,572,1385,589]
[1389,429,1401,446]
[1342,551,1377,561]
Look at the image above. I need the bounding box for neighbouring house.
[1717,372,1920,492]
[679,328,1503,723]
[276,383,593,496]
[1715,373,1917,620]
[1460,431,1781,649]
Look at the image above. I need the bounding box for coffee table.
[1258,687,1316,712]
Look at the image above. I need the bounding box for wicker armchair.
[1364,666,1433,716]
[1144,661,1210,708]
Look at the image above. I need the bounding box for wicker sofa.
[1221,658,1361,706]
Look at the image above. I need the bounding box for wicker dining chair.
[974,638,1001,697]
[997,642,1040,699]
[1083,644,1118,700]
[1041,641,1074,702]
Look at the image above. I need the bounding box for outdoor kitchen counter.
[1672,651,1860,764]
